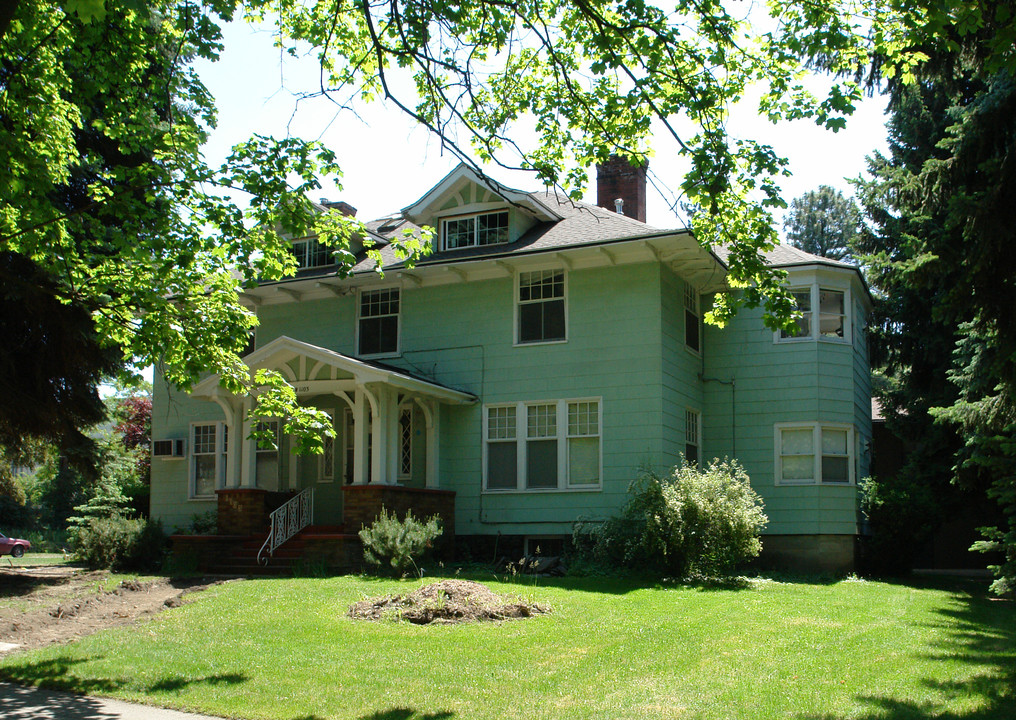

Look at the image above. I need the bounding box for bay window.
[775,423,854,485]
[778,285,849,342]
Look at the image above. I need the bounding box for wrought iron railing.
[258,487,314,565]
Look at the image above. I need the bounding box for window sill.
[774,481,856,487]
[188,496,216,502]
[513,338,568,348]
[482,486,602,495]
[774,336,850,345]
[357,350,401,360]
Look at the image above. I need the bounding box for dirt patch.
[0,565,225,655]
[348,579,550,624]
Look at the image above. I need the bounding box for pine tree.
[783,186,860,262]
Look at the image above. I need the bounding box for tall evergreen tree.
[855,38,1016,592]
[783,186,860,262]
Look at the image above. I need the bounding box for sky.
[195,19,891,237]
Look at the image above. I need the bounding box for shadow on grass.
[358,709,455,720]
[802,585,1015,720]
[0,655,248,696]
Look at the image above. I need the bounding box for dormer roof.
[401,163,563,227]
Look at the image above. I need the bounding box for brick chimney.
[596,155,648,223]
[319,199,357,217]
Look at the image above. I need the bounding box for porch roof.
[190,336,477,405]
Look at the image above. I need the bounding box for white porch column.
[384,389,400,485]
[416,398,440,488]
[369,385,388,485]
[239,396,255,488]
[213,397,241,488]
[352,388,369,485]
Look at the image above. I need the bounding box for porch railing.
[258,487,314,565]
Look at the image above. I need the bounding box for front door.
[296,409,342,525]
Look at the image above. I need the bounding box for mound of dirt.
[348,579,550,625]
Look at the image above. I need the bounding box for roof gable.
[401,163,562,227]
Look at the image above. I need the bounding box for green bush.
[73,516,166,571]
[359,507,442,576]
[575,459,767,577]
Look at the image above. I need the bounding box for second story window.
[779,286,848,342]
[291,238,332,269]
[517,270,566,344]
[441,210,509,250]
[358,288,400,356]
[684,284,700,352]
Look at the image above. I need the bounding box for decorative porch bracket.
[258,487,314,565]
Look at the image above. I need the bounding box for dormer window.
[441,210,509,250]
[291,238,332,269]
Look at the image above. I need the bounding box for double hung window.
[684,285,700,352]
[358,288,400,356]
[517,270,566,344]
[685,409,701,465]
[484,399,601,491]
[779,285,848,342]
[190,422,227,498]
[775,423,854,485]
[441,211,509,250]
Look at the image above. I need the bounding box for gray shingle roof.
[348,191,683,274]
[711,242,856,269]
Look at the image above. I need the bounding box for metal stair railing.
[258,487,314,565]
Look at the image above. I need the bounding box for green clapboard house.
[151,158,872,573]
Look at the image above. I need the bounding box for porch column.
[213,397,242,488]
[239,396,255,488]
[384,388,400,485]
[416,398,440,488]
[368,385,388,485]
[352,388,369,485]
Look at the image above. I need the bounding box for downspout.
[698,373,736,458]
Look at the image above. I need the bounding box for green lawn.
[1,573,1013,720]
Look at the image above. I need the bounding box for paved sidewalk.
[0,682,225,720]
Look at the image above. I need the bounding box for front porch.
[180,336,473,569]
[170,484,457,575]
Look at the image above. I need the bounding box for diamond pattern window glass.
[399,408,413,478]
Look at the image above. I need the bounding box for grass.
[0,573,1013,720]
[2,552,75,567]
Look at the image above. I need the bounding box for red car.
[0,531,31,558]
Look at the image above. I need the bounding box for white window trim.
[189,421,227,500]
[774,283,852,345]
[774,422,856,486]
[684,284,702,356]
[513,267,569,347]
[356,286,401,358]
[439,209,511,251]
[482,397,602,493]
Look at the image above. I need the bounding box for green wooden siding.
[151,256,870,540]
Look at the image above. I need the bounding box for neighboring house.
[151,158,872,572]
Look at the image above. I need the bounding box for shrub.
[188,510,218,535]
[575,459,767,577]
[359,507,442,576]
[73,516,166,571]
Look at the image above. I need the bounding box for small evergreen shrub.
[575,459,767,577]
[359,507,442,576]
[73,516,166,571]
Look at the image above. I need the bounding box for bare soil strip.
[0,566,224,654]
